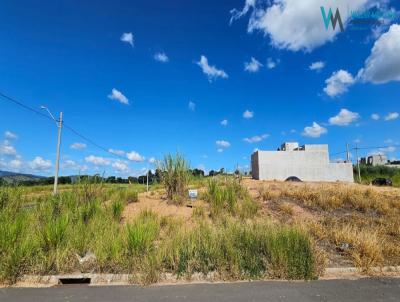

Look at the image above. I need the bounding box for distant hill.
[0,170,46,184]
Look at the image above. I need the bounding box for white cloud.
[379,146,396,153]
[309,61,325,71]
[70,142,87,150]
[62,160,77,169]
[108,88,129,105]
[230,0,374,52]
[266,57,279,69]
[329,109,360,126]
[108,148,126,156]
[243,110,254,119]
[221,119,228,126]
[112,160,129,172]
[216,140,231,148]
[0,143,17,156]
[324,70,355,97]
[29,156,52,171]
[154,52,169,63]
[148,157,156,164]
[371,113,380,120]
[85,155,110,166]
[126,151,145,162]
[196,55,228,81]
[5,131,17,140]
[384,112,399,121]
[244,134,269,143]
[358,24,400,84]
[302,122,327,138]
[9,159,22,169]
[120,32,134,47]
[244,57,263,72]
[188,101,196,111]
[217,148,224,153]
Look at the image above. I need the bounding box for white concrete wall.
[252,148,354,182]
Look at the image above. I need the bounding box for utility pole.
[355,144,361,183]
[346,143,350,163]
[146,169,149,193]
[41,106,63,194]
[54,112,63,194]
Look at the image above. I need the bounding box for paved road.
[1,278,399,302]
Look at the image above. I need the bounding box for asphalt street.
[1,278,399,302]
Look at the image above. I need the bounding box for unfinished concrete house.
[251,142,354,182]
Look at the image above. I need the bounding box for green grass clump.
[205,179,258,219]
[112,200,124,220]
[161,220,316,280]
[159,153,190,203]
[126,210,160,257]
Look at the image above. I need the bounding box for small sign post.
[188,189,198,200]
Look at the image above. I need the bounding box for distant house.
[360,154,388,166]
[360,155,400,168]
[251,142,354,182]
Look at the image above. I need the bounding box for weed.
[159,153,190,202]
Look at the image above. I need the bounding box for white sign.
[188,189,198,199]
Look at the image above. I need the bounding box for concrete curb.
[12,266,400,287]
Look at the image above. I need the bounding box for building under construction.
[251,142,354,182]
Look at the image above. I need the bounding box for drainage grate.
[58,277,91,285]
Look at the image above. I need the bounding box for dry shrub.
[257,186,280,201]
[330,224,383,271]
[278,202,294,216]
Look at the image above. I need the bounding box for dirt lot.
[122,178,400,270]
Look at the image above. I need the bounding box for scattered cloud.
[112,160,129,172]
[266,57,279,69]
[220,119,228,126]
[154,52,169,63]
[217,148,224,153]
[244,57,263,73]
[371,113,380,120]
[126,151,145,162]
[244,134,269,143]
[329,109,360,126]
[108,88,129,105]
[5,131,17,140]
[108,149,126,156]
[243,110,254,119]
[70,142,87,150]
[196,55,228,82]
[324,70,355,97]
[148,157,156,164]
[216,140,231,148]
[9,159,22,169]
[0,140,17,156]
[309,61,325,71]
[62,160,77,169]
[85,155,110,166]
[302,122,327,138]
[384,112,399,121]
[188,101,196,111]
[358,24,400,84]
[120,32,134,47]
[230,0,374,52]
[29,156,52,171]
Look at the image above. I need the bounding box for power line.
[0,92,54,122]
[0,91,128,161]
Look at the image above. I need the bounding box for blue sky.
[0,0,399,177]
